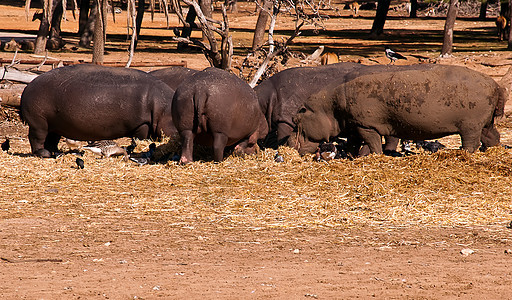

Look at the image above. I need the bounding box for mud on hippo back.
[290,64,506,155]
[172,67,268,163]
[20,64,176,158]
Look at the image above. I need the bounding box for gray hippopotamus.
[255,62,401,154]
[172,67,268,163]
[290,64,506,155]
[20,64,176,158]
[254,62,362,148]
[149,66,199,91]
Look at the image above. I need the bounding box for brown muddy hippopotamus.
[20,64,176,158]
[290,64,506,155]
[149,66,199,91]
[172,67,268,163]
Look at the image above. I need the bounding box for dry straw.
[1,126,512,230]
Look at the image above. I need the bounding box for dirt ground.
[2,1,512,298]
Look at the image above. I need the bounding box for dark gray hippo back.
[149,66,199,91]
[21,64,176,157]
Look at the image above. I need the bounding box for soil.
[1,1,512,298]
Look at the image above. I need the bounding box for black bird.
[130,157,151,166]
[1,138,10,152]
[385,47,407,64]
[76,157,84,169]
[125,140,137,155]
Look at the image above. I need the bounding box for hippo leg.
[132,123,151,140]
[276,123,293,146]
[44,132,61,154]
[28,126,52,158]
[179,130,195,164]
[383,136,400,152]
[356,127,383,154]
[459,129,481,153]
[480,123,500,150]
[212,132,228,162]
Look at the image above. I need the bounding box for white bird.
[385,47,407,64]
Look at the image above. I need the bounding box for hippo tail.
[193,91,208,133]
[495,85,507,118]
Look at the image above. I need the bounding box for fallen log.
[0,67,38,83]
[0,84,25,107]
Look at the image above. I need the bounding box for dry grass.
[1,131,512,230]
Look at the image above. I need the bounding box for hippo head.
[288,91,342,155]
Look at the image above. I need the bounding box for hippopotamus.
[254,62,401,153]
[254,62,362,148]
[148,66,199,91]
[20,64,176,158]
[290,64,506,155]
[172,67,268,163]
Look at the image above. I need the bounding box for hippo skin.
[290,64,506,155]
[20,64,176,158]
[149,66,199,91]
[172,67,268,163]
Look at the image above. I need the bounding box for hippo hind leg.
[459,128,481,153]
[480,123,500,150]
[132,123,151,140]
[28,126,52,158]
[356,127,383,154]
[212,132,228,162]
[179,130,195,164]
[44,132,61,154]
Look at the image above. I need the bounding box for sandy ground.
[1,1,512,298]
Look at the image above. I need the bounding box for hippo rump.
[254,62,363,148]
[172,67,268,163]
[20,64,176,158]
[148,66,199,91]
[290,64,506,155]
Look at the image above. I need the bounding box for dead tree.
[172,0,233,70]
[252,0,274,50]
[441,0,459,57]
[92,0,107,64]
[370,0,391,37]
[27,0,67,53]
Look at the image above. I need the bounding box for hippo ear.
[298,107,307,114]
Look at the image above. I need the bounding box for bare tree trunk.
[127,0,137,67]
[479,0,488,20]
[34,0,53,54]
[252,0,273,50]
[224,0,237,12]
[92,0,107,64]
[177,2,198,49]
[409,0,417,18]
[134,0,145,49]
[79,0,97,47]
[370,0,390,37]
[49,1,63,39]
[78,0,90,36]
[441,0,459,56]
[199,0,212,41]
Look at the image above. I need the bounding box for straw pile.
[1,125,512,230]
